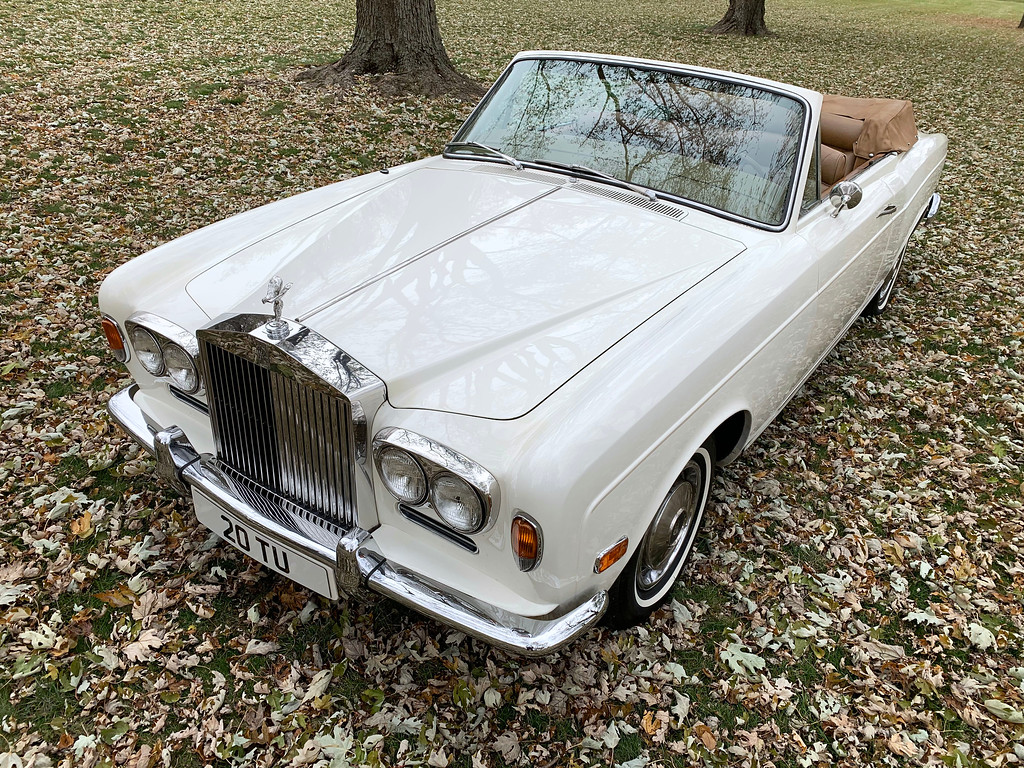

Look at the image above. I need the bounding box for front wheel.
[604,440,715,629]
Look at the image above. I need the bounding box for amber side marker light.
[101,315,129,363]
[594,537,629,574]
[511,514,543,572]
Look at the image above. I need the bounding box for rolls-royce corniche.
[99,51,947,654]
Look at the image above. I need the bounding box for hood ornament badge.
[261,275,293,340]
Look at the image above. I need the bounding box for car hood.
[186,163,745,419]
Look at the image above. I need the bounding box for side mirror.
[829,181,863,218]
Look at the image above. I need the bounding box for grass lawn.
[851,0,1022,18]
[1,0,1022,765]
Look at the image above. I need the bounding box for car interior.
[819,95,918,191]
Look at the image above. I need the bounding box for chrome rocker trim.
[108,385,608,656]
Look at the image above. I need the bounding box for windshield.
[453,58,807,226]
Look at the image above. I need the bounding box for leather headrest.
[821,112,863,152]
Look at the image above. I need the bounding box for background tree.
[708,0,770,36]
[297,0,482,99]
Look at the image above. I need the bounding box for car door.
[876,158,924,284]
[796,156,900,363]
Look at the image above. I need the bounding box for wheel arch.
[577,405,751,591]
[710,410,751,466]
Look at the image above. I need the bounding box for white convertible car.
[100,52,946,654]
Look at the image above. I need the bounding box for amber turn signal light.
[594,537,628,574]
[511,514,543,572]
[101,315,129,363]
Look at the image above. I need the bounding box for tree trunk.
[707,0,771,36]
[1019,10,1023,28]
[297,0,482,99]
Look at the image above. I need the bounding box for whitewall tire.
[862,239,908,317]
[605,440,714,629]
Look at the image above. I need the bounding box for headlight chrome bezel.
[124,312,204,395]
[372,427,498,537]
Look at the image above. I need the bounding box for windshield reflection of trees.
[474,60,804,225]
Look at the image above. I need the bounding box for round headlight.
[130,326,164,375]
[430,472,484,533]
[378,447,428,504]
[164,343,199,393]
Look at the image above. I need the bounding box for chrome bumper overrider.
[108,386,607,655]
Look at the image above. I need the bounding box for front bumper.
[108,385,607,655]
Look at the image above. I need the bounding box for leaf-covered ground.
[1,0,1022,765]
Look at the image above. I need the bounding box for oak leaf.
[123,629,163,662]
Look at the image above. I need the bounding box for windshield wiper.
[530,159,657,201]
[445,141,523,170]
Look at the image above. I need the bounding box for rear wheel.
[604,440,715,629]
[862,237,909,317]
[863,200,935,318]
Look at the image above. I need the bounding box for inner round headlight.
[163,343,199,393]
[430,472,484,533]
[378,447,428,504]
[129,326,164,375]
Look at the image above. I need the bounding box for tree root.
[296,56,484,101]
[706,0,772,36]
[706,18,772,36]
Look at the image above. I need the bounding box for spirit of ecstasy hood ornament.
[261,275,293,339]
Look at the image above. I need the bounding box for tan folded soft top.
[822,94,917,159]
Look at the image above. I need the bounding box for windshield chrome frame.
[446,52,813,233]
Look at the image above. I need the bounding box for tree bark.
[707,0,771,36]
[297,0,483,99]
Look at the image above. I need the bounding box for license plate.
[193,491,337,599]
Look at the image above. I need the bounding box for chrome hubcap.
[637,461,702,591]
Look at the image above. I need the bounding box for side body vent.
[574,182,687,220]
[398,504,479,553]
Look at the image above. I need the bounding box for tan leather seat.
[818,94,918,191]
[821,112,862,151]
[820,144,851,187]
[821,111,860,181]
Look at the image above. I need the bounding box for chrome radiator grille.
[201,341,357,528]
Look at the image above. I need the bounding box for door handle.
[877,204,898,217]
